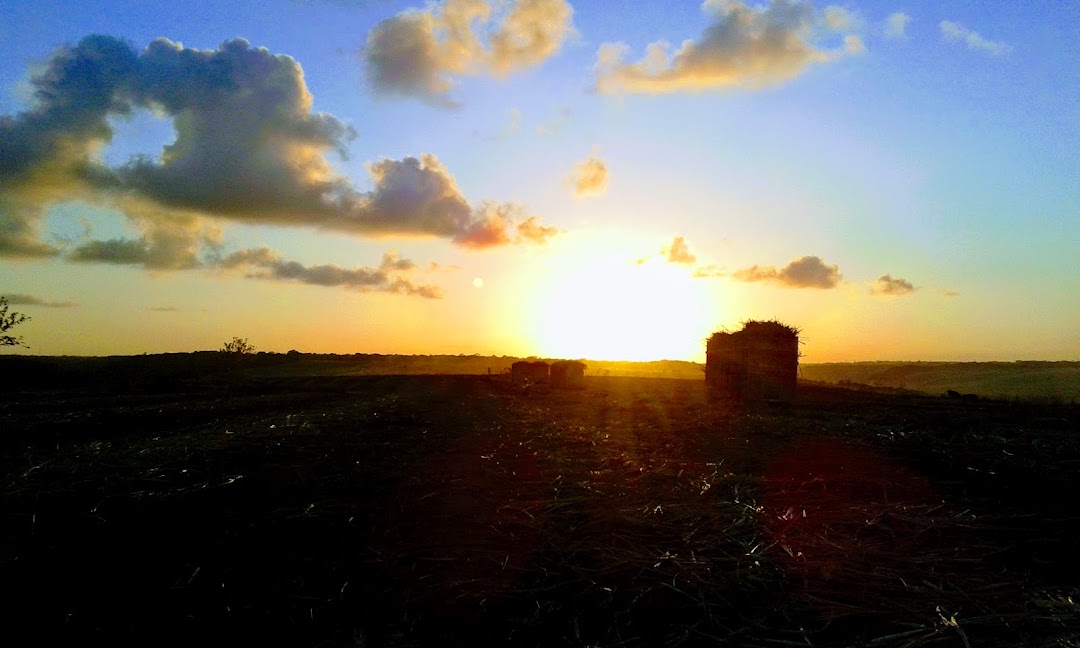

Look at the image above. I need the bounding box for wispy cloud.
[500,107,522,138]
[691,264,726,278]
[869,274,915,295]
[537,106,572,136]
[1,293,78,308]
[567,156,609,198]
[218,248,442,298]
[594,0,863,94]
[884,12,911,39]
[148,306,179,312]
[364,0,574,105]
[940,20,1011,55]
[732,255,842,289]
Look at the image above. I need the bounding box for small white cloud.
[940,20,1011,55]
[884,12,911,39]
[824,6,857,32]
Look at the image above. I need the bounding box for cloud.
[148,306,179,312]
[884,12,910,39]
[594,0,863,94]
[537,106,572,136]
[359,154,479,238]
[452,202,514,249]
[379,249,416,272]
[943,290,960,298]
[567,156,609,198]
[68,238,157,265]
[823,6,857,32]
[732,255,841,288]
[1,293,78,308]
[869,274,915,296]
[364,0,574,105]
[0,36,555,261]
[662,236,697,265]
[218,247,442,298]
[691,264,726,278]
[495,107,522,139]
[68,207,219,269]
[516,216,560,244]
[940,21,1011,55]
[0,198,61,258]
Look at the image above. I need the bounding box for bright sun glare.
[530,253,715,362]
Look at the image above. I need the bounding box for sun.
[529,252,716,362]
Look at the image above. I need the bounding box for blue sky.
[1,0,1077,361]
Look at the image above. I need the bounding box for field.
[798,362,1080,403]
[1,356,1079,646]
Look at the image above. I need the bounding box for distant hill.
[0,352,706,392]
[799,361,1080,402]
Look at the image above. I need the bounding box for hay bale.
[511,361,550,384]
[706,320,799,402]
[550,360,586,388]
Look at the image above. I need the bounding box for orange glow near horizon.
[528,253,717,362]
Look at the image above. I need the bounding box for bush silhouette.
[1,297,30,348]
[221,337,255,355]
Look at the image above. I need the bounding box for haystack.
[511,360,550,384]
[550,360,586,388]
[706,320,799,402]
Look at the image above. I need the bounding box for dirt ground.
[1,373,1078,646]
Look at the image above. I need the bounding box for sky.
[1,0,1077,362]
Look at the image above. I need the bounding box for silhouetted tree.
[1,297,30,348]
[221,337,255,355]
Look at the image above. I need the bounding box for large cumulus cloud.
[365,0,574,105]
[0,35,554,274]
[594,0,863,94]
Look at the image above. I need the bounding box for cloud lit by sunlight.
[594,0,862,94]
[364,0,575,105]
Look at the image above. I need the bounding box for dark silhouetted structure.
[550,360,586,387]
[706,320,799,402]
[511,360,550,384]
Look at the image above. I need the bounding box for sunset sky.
[1,0,1077,362]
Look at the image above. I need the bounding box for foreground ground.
[1,372,1078,646]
